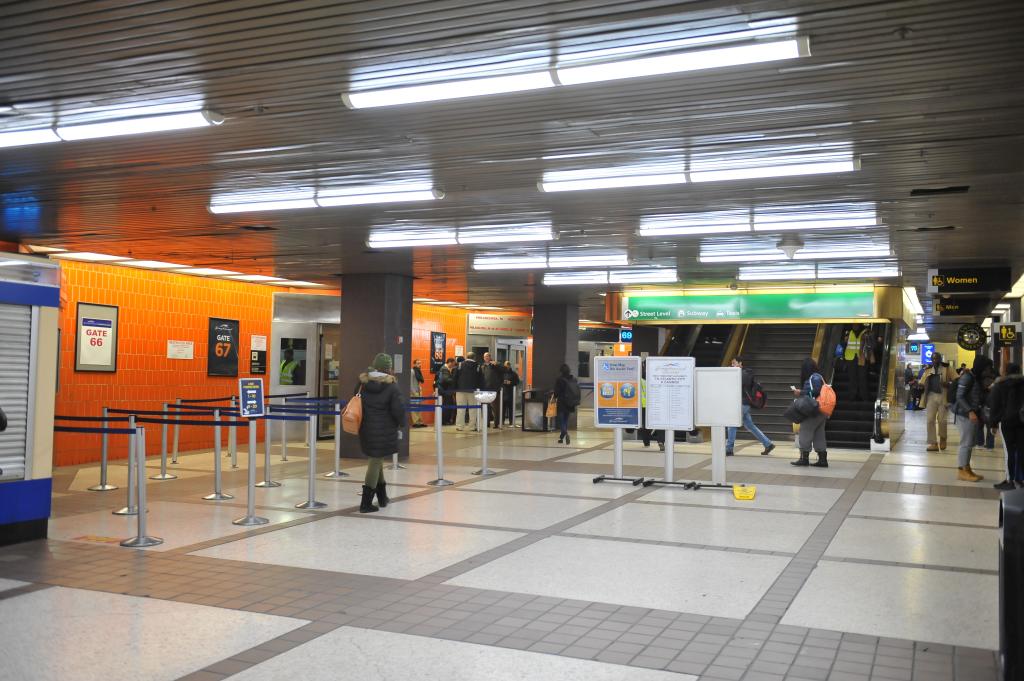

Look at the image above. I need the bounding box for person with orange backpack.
[790,358,836,468]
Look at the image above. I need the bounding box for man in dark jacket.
[454,352,483,431]
[953,355,995,482]
[726,357,775,457]
[357,353,407,513]
[480,352,503,428]
[501,361,520,426]
[987,363,1024,490]
[436,357,457,425]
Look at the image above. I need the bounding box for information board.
[208,318,239,376]
[593,356,641,428]
[167,340,194,360]
[693,367,743,427]
[644,356,695,430]
[238,378,265,418]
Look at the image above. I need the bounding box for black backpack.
[748,380,768,409]
[0,405,6,432]
[947,372,966,407]
[563,378,581,407]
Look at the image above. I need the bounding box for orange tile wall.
[54,261,278,466]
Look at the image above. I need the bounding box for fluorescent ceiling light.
[209,189,317,214]
[903,286,925,316]
[556,39,804,86]
[690,157,859,183]
[793,246,890,260]
[51,252,128,262]
[608,268,678,284]
[458,223,554,244]
[111,260,186,269]
[700,252,787,263]
[543,270,609,286]
[277,280,323,287]
[473,255,548,270]
[753,204,878,231]
[175,267,240,276]
[638,211,751,237]
[343,71,555,109]
[412,297,436,302]
[24,245,67,253]
[548,252,628,268]
[316,183,441,207]
[225,274,284,282]
[738,264,816,281]
[908,332,930,341]
[0,128,61,148]
[55,110,222,141]
[367,228,458,249]
[819,264,899,279]
[540,164,686,193]
[0,259,30,267]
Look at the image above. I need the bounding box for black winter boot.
[791,450,811,466]
[360,485,379,513]
[812,451,829,468]
[375,480,389,508]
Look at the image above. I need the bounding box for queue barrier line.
[266,391,309,399]
[179,395,235,404]
[121,427,162,548]
[260,414,313,422]
[135,417,249,427]
[54,425,137,435]
[54,414,132,422]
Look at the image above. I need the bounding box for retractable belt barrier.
[120,427,162,548]
[53,424,136,434]
[55,414,136,494]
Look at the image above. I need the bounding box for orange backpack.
[342,393,363,435]
[817,382,837,417]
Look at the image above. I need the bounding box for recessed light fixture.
[690,156,859,183]
[343,71,556,109]
[225,274,285,282]
[209,189,318,214]
[0,128,62,148]
[738,264,817,281]
[608,268,678,284]
[55,109,223,142]
[473,255,548,270]
[174,267,241,276]
[278,280,324,287]
[638,211,751,237]
[110,259,186,269]
[315,182,443,207]
[548,252,629,268]
[457,222,554,245]
[540,163,687,193]
[752,203,878,231]
[413,297,437,302]
[367,228,458,249]
[24,245,67,253]
[50,252,128,262]
[543,270,609,286]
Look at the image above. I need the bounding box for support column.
[340,274,413,459]
[532,303,580,427]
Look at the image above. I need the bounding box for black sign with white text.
[927,267,1010,294]
[208,318,239,376]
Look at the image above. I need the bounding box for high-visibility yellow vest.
[280,359,299,385]
[844,330,864,361]
[640,378,647,408]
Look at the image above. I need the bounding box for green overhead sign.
[621,292,875,322]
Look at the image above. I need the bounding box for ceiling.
[1,0,1023,338]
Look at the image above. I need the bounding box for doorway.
[317,323,341,437]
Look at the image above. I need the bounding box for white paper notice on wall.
[79,317,114,365]
[167,340,194,360]
[455,345,465,357]
[393,354,404,374]
[251,334,267,351]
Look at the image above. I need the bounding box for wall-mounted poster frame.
[208,317,240,377]
[75,302,119,372]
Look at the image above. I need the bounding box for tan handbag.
[342,393,363,434]
[545,397,557,419]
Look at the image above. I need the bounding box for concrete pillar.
[340,274,413,459]
[630,326,660,357]
[532,303,580,392]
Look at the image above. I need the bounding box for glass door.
[318,324,341,437]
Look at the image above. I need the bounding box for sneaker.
[725,449,734,457]
[658,442,665,451]
[761,443,776,456]
[994,480,1016,491]
[926,444,939,452]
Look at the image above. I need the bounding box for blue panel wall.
[0,478,52,524]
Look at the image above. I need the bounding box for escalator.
[663,325,733,367]
[825,323,889,449]
[738,324,818,445]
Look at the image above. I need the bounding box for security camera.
[777,234,804,260]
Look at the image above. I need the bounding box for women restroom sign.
[594,356,641,428]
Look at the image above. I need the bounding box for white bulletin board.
[694,367,743,427]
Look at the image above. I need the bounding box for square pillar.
[340,274,413,459]
[532,303,580,391]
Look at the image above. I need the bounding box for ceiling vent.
[241,224,276,232]
[910,186,969,196]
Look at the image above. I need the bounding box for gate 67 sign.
[207,318,239,376]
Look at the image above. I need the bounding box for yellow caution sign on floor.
[732,485,757,501]
[73,535,123,544]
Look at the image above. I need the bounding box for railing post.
[295,414,326,509]
[120,427,163,548]
[256,408,280,488]
[171,398,181,463]
[89,406,118,491]
[113,414,138,515]
[324,402,348,478]
[151,402,177,480]
[203,409,234,501]
[234,419,270,526]
[229,396,238,468]
[428,394,453,486]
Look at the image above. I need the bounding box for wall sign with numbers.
[207,317,239,376]
[75,302,119,372]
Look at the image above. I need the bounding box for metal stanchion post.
[664,430,675,482]
[229,396,238,468]
[324,403,349,478]
[151,402,177,480]
[114,415,139,515]
[203,409,234,500]
[120,428,163,548]
[256,409,281,488]
[296,415,326,509]
[89,406,118,491]
[474,394,496,476]
[171,397,181,463]
[279,399,289,461]
[428,396,453,486]
[234,419,270,526]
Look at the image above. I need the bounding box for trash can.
[522,390,550,432]
[1001,488,1024,680]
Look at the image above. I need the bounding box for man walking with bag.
[726,356,775,456]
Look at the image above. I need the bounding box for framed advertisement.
[430,331,446,373]
[75,303,119,372]
[208,318,240,376]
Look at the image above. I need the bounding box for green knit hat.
[371,353,393,372]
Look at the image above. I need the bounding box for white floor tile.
[643,483,842,513]
[782,561,998,649]
[0,586,304,681]
[344,462,500,486]
[0,578,27,593]
[561,448,709,469]
[381,488,604,530]
[191,516,523,580]
[231,626,692,681]
[47,501,308,551]
[221,476,417,512]
[569,503,820,553]
[825,517,998,570]
[882,452,1005,471]
[68,465,206,492]
[446,535,789,619]
[852,491,999,526]
[724,455,861,478]
[872,463,1001,487]
[464,444,576,461]
[460,470,637,498]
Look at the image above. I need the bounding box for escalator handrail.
[872,323,893,443]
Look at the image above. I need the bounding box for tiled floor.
[0,409,1004,681]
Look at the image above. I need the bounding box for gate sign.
[996,323,1023,349]
[75,302,119,372]
[238,378,265,418]
[927,267,1011,294]
[619,328,634,342]
[593,356,641,428]
[207,317,239,377]
[921,343,936,365]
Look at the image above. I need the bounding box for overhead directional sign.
[933,297,993,317]
[927,267,1010,294]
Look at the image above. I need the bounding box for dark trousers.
[502,389,514,424]
[557,406,573,438]
[847,360,868,400]
[488,402,500,428]
[442,393,457,425]
[1002,422,1024,482]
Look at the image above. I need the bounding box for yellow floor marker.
[732,485,757,501]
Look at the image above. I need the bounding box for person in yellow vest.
[843,323,870,401]
[280,348,300,386]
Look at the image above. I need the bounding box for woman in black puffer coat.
[356,353,406,513]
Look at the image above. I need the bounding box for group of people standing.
[430,352,521,430]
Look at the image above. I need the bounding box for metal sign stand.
[428,396,453,486]
[113,415,139,514]
[203,409,234,501]
[228,396,238,468]
[256,407,281,488]
[295,414,327,509]
[323,403,350,479]
[234,419,270,526]
[89,406,118,491]
[593,428,644,485]
[120,427,163,548]
[171,397,181,464]
[151,402,178,481]
[279,398,289,461]
[473,392,496,476]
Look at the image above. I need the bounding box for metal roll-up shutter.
[0,303,31,481]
